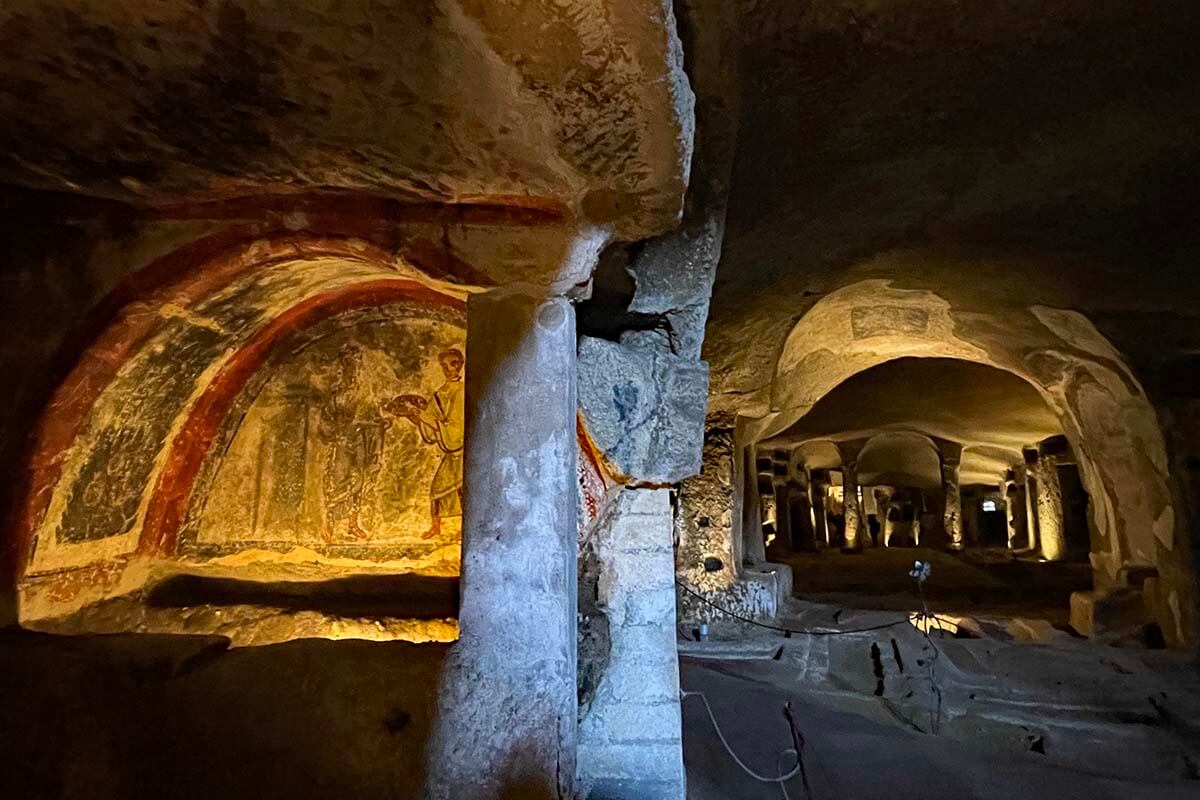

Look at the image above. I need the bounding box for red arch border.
[12,232,465,574]
[140,278,464,556]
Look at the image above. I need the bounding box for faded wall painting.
[180,303,465,560]
[32,256,397,567]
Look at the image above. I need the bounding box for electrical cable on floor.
[679,562,952,751]
[681,690,812,800]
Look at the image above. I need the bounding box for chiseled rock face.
[577,335,708,485]
[705,1,1200,407]
[0,0,693,238]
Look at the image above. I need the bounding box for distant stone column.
[936,442,964,550]
[788,481,817,551]
[741,443,767,565]
[1023,447,1041,553]
[811,470,831,547]
[425,289,578,800]
[962,488,981,547]
[785,451,816,552]
[1004,467,1028,550]
[772,477,792,552]
[842,461,865,552]
[874,486,896,546]
[1032,446,1067,562]
[1002,471,1019,550]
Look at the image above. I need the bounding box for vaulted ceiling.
[763,357,1062,485]
[705,0,1200,410]
[0,0,693,238]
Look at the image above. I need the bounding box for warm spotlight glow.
[909,612,962,636]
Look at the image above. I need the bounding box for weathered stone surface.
[578,489,684,800]
[675,423,737,586]
[1070,587,1152,642]
[426,289,578,800]
[1004,617,1073,644]
[1033,449,1068,562]
[0,630,448,800]
[577,336,708,484]
[626,211,723,360]
[0,0,694,239]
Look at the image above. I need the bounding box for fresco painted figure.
[320,344,389,541]
[387,348,465,540]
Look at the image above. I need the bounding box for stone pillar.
[874,486,896,546]
[941,457,963,551]
[962,488,981,547]
[811,470,831,547]
[1002,472,1019,550]
[836,441,865,551]
[842,462,865,552]
[579,489,685,800]
[740,443,766,565]
[1002,467,1027,550]
[425,289,578,800]
[788,480,817,552]
[772,478,792,552]
[1033,445,1068,562]
[1023,447,1041,553]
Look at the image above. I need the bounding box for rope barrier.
[678,562,951,799]
[681,690,811,800]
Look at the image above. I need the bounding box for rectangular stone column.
[1023,447,1041,553]
[1003,474,1019,549]
[425,289,578,800]
[739,443,767,565]
[578,489,685,800]
[788,483,817,551]
[811,471,831,546]
[1034,452,1067,561]
[940,448,960,554]
[772,478,792,551]
[842,462,865,551]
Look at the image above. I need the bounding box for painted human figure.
[320,344,387,541]
[387,348,464,539]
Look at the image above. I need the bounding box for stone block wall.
[578,488,685,800]
[674,419,786,624]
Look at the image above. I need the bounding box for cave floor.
[1,621,1197,799]
[680,600,1200,799]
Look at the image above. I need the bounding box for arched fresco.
[17,236,467,621]
[180,303,465,560]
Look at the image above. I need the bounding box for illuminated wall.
[182,306,465,560]
[16,239,468,623]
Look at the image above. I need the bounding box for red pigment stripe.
[139,278,463,556]
[13,234,402,570]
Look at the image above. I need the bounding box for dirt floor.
[3,591,1197,800]
[679,595,1200,800]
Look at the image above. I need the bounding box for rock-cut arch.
[14,234,467,622]
[744,278,1186,641]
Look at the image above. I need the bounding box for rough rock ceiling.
[0,0,693,238]
[762,358,1062,484]
[706,0,1200,404]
